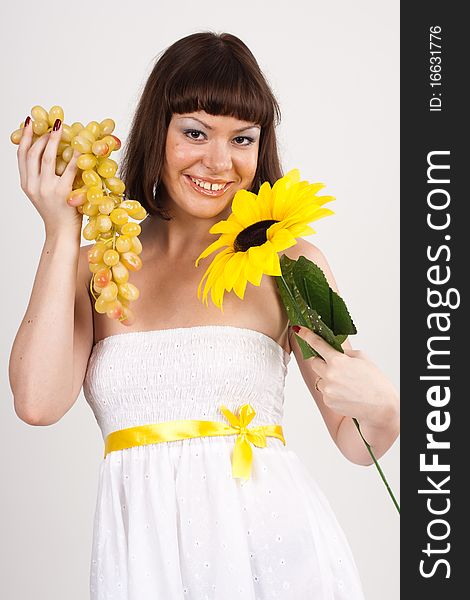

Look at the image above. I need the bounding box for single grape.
[131,236,143,255]
[97,198,115,215]
[95,214,113,233]
[62,145,74,163]
[32,119,49,136]
[99,118,115,136]
[87,243,107,264]
[86,121,101,138]
[31,105,49,122]
[48,105,64,127]
[76,153,97,170]
[82,201,100,216]
[115,235,132,253]
[112,261,129,284]
[121,222,141,237]
[71,135,92,154]
[92,140,109,157]
[103,249,120,267]
[118,282,140,301]
[87,186,104,205]
[100,281,118,302]
[106,177,126,194]
[120,305,135,326]
[82,169,102,187]
[110,208,128,225]
[106,298,124,320]
[10,129,23,144]
[120,251,142,272]
[97,158,118,178]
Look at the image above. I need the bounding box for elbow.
[14,399,62,426]
[344,453,375,467]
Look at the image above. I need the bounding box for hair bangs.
[165,53,277,128]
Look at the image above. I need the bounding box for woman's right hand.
[17,117,83,237]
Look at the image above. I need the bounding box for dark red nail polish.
[53,118,61,131]
[25,116,31,126]
[292,325,300,333]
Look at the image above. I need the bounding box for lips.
[184,174,233,197]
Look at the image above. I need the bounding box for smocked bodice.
[83,325,291,440]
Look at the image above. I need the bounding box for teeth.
[190,176,227,191]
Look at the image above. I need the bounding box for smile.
[184,174,233,197]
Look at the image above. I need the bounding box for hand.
[292,325,399,429]
[17,117,83,236]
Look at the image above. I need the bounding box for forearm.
[335,405,400,466]
[9,227,81,421]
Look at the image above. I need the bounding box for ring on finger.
[314,375,322,392]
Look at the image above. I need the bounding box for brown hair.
[119,31,283,220]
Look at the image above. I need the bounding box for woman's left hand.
[292,325,399,428]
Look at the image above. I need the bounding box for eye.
[184,129,205,141]
[233,136,256,146]
[183,129,256,146]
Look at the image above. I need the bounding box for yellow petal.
[245,247,264,286]
[209,220,243,235]
[195,236,230,267]
[223,251,246,292]
[231,189,263,228]
[269,227,298,252]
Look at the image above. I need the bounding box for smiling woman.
[119,32,283,223]
[77,31,369,599]
[9,29,375,600]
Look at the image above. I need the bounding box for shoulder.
[281,238,340,294]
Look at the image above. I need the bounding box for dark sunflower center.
[233,219,279,253]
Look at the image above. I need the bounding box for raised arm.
[8,117,94,425]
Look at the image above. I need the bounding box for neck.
[139,208,231,262]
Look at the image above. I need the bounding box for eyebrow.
[177,116,261,133]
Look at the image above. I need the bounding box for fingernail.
[292,325,300,333]
[25,116,31,126]
[53,118,62,131]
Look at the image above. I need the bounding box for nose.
[202,139,233,174]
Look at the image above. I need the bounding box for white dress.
[83,324,366,599]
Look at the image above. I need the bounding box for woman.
[10,31,399,598]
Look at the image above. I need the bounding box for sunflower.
[194,168,335,311]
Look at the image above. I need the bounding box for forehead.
[172,110,260,131]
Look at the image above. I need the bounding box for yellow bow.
[104,402,285,481]
[219,403,269,480]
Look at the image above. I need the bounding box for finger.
[58,150,80,193]
[26,132,51,183]
[41,119,63,178]
[17,117,34,189]
[291,325,339,363]
[344,348,361,358]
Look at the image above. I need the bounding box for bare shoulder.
[282,238,341,293]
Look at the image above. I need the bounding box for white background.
[0,1,399,597]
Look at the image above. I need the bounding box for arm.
[285,239,400,466]
[9,237,94,425]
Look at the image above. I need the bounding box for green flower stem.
[275,274,310,327]
[352,417,400,514]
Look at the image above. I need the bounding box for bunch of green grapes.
[11,104,148,326]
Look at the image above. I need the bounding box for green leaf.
[275,255,357,359]
[292,255,357,336]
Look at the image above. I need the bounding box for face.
[160,110,261,219]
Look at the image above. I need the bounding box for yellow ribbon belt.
[104,403,285,480]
